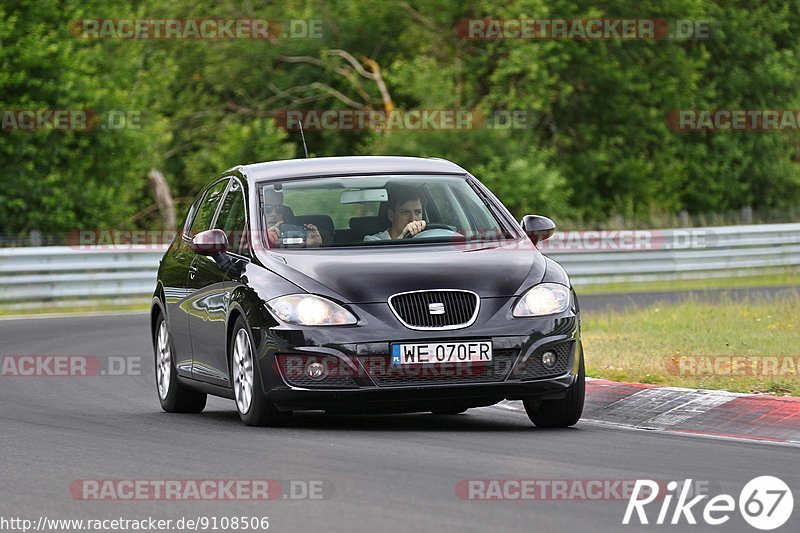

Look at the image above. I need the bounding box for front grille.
[358,349,519,387]
[521,341,573,380]
[388,290,479,330]
[283,374,358,389]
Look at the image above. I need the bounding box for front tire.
[230,316,291,427]
[154,312,206,413]
[524,354,585,428]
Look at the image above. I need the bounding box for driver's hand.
[267,222,282,246]
[399,220,426,238]
[304,224,322,246]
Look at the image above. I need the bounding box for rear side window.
[189,179,229,237]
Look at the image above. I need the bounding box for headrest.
[349,216,386,237]
[294,214,334,236]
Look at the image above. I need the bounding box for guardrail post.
[742,206,753,224]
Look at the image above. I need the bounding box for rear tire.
[524,354,584,428]
[153,312,206,413]
[230,316,291,427]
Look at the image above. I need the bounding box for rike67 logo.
[623,476,794,530]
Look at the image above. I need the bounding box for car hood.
[262,240,546,303]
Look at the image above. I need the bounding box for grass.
[583,292,800,396]
[577,270,800,295]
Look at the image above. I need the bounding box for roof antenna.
[298,119,309,158]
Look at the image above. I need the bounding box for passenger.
[263,188,322,247]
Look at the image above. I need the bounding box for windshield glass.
[257,174,514,249]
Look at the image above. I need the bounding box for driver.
[364,185,426,241]
[264,188,323,247]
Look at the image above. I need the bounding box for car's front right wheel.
[230,316,291,427]
[523,354,585,428]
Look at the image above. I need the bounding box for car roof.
[234,156,468,183]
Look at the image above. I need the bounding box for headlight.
[513,283,571,317]
[266,294,357,326]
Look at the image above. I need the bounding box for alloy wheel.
[156,320,171,400]
[233,328,254,414]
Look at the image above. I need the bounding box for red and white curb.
[498,378,800,446]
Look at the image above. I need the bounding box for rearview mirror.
[340,189,388,204]
[190,229,229,255]
[520,215,556,245]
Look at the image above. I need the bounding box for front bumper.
[268,374,578,413]
[253,298,582,413]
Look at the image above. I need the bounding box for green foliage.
[1,0,799,234]
[0,0,172,233]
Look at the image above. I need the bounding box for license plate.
[391,341,492,365]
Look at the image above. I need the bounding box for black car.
[151,156,584,427]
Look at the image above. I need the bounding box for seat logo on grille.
[428,302,445,315]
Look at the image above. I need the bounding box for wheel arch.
[150,284,167,344]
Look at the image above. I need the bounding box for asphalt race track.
[1,313,797,533]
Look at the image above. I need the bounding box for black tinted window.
[182,196,203,238]
[189,179,229,237]
[214,179,248,255]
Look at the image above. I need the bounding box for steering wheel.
[403,223,460,238]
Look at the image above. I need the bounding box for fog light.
[306,361,327,380]
[541,351,557,369]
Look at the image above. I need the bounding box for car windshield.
[257,174,514,249]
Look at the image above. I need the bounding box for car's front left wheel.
[230,316,291,427]
[523,353,585,428]
[154,312,207,413]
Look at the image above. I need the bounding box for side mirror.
[520,215,556,245]
[190,229,229,255]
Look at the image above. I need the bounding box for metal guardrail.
[0,245,166,302]
[0,223,798,304]
[543,223,800,285]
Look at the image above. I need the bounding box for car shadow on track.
[182,406,584,433]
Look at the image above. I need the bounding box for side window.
[189,179,229,237]
[214,179,249,255]
[454,186,499,235]
[182,195,204,239]
[427,183,464,229]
